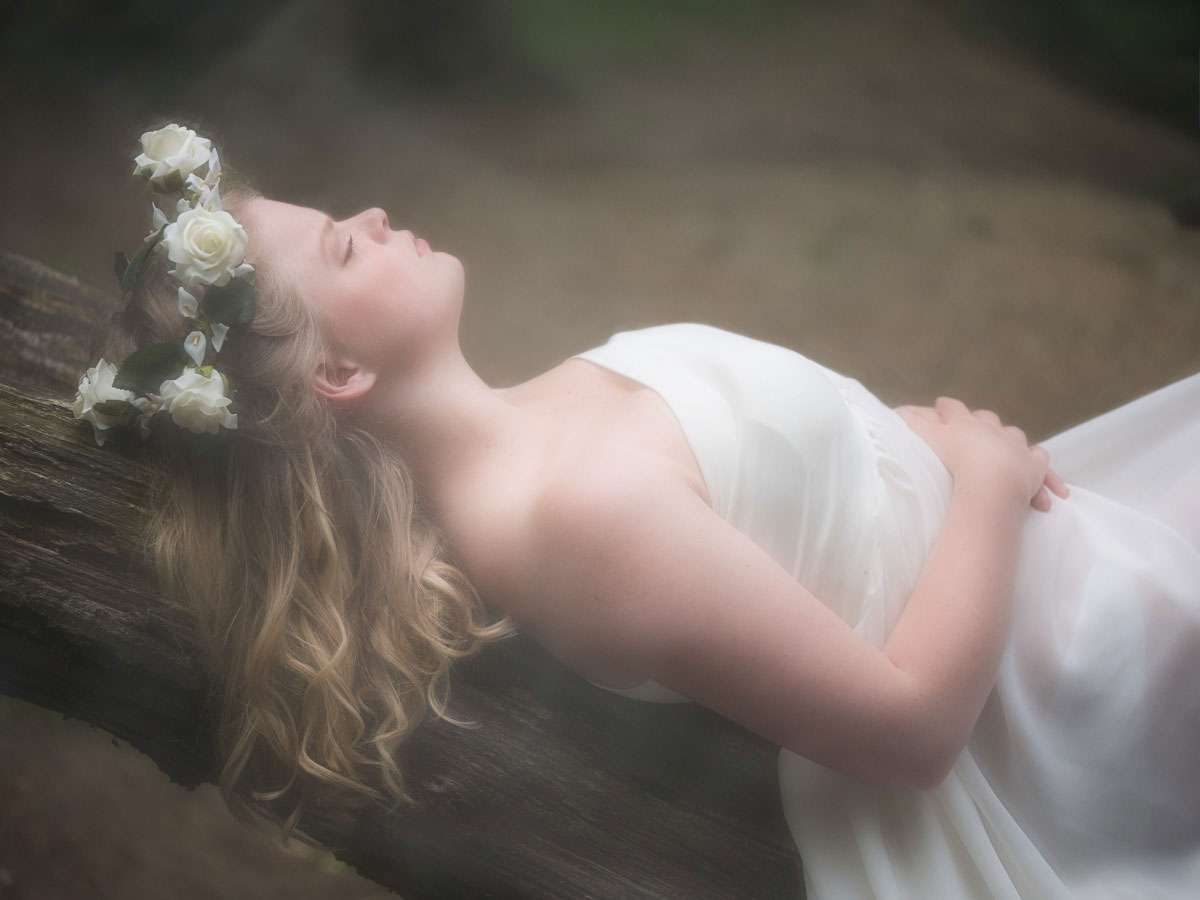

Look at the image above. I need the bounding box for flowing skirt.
[781,372,1200,899]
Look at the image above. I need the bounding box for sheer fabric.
[576,324,1200,899]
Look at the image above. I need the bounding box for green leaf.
[203,272,256,326]
[114,251,129,283]
[120,225,167,297]
[113,339,185,394]
[92,399,137,420]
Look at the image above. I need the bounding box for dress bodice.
[574,324,952,667]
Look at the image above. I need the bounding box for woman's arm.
[884,398,1068,780]
[511,399,1063,789]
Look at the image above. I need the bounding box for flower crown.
[73,124,256,446]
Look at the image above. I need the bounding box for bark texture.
[0,250,803,899]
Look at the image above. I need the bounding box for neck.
[357,336,529,511]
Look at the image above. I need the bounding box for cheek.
[330,286,433,357]
[376,257,465,329]
[314,283,392,362]
[321,258,464,361]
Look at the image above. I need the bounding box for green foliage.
[348,0,799,97]
[117,226,165,298]
[1063,0,1196,56]
[91,399,137,421]
[508,0,795,70]
[113,340,185,395]
[202,273,256,327]
[949,0,1198,134]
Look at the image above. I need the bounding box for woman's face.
[243,198,466,378]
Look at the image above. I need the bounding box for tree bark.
[0,251,804,899]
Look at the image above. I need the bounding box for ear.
[314,356,377,404]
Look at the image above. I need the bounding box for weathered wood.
[0,250,805,899]
[0,251,120,394]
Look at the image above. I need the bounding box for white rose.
[158,368,237,434]
[73,359,136,446]
[162,206,249,287]
[133,124,213,190]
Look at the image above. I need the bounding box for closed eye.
[343,235,355,264]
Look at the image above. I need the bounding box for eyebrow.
[321,217,333,263]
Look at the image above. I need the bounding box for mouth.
[414,237,430,257]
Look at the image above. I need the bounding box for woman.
[82,128,1200,899]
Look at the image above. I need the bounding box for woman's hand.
[896,398,1069,511]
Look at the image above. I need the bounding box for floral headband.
[73,124,255,446]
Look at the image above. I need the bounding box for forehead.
[239,199,338,324]
[243,198,327,270]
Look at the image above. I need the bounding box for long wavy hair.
[97,186,514,839]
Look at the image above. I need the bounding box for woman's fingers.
[975,409,1002,426]
[1043,466,1070,500]
[1028,444,1069,503]
[900,399,1071,511]
[935,396,971,419]
[1004,424,1027,445]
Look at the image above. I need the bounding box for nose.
[363,207,389,241]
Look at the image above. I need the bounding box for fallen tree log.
[0,250,804,899]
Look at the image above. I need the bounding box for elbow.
[892,725,967,790]
[882,683,972,790]
[865,714,964,789]
[871,748,954,791]
[900,747,957,790]
[816,730,961,790]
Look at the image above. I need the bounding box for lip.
[414,237,430,256]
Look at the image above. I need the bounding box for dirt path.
[1,1,1197,897]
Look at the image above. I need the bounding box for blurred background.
[1,0,1198,896]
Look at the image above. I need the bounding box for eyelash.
[343,236,355,264]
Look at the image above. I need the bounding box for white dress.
[573,324,1200,900]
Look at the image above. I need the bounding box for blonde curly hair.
[98,185,513,839]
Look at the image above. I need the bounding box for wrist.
[949,453,1032,512]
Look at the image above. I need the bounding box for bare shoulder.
[494,455,702,685]
[519,461,751,674]
[534,453,692,548]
